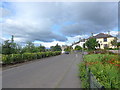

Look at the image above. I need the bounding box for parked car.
[64,51,69,54]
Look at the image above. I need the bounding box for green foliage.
[89,63,120,88]
[83,43,86,49]
[38,45,46,52]
[50,44,62,51]
[111,39,117,47]
[2,51,61,65]
[64,46,72,52]
[2,55,12,64]
[117,42,120,47]
[108,48,119,50]
[85,38,99,50]
[2,36,23,54]
[17,43,46,54]
[78,62,89,88]
[79,54,120,88]
[75,45,82,50]
[2,40,12,54]
[23,41,36,53]
[22,53,37,61]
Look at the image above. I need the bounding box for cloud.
[65,34,89,45]
[108,31,119,36]
[2,18,67,42]
[0,7,11,17]
[60,2,118,36]
[33,41,65,48]
[1,2,118,46]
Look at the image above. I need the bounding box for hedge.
[2,51,61,65]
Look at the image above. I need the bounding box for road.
[2,53,82,88]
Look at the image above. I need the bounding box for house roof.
[71,39,86,46]
[90,33,113,39]
[71,33,115,46]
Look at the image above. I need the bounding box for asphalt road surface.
[2,53,83,88]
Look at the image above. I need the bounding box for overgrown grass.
[79,62,89,88]
[79,54,120,88]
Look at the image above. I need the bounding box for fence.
[82,51,105,89]
[86,64,105,89]
[86,66,104,89]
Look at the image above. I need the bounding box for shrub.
[78,62,89,88]
[2,55,12,65]
[12,54,23,63]
[2,51,61,65]
[36,52,42,59]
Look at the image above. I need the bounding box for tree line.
[1,35,119,55]
[1,35,62,55]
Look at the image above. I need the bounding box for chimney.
[79,37,81,41]
[108,31,110,35]
[91,33,94,37]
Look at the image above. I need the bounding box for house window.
[104,38,107,42]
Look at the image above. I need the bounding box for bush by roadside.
[2,51,61,65]
[87,49,117,55]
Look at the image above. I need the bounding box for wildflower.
[114,64,120,66]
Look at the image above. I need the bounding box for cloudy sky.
[0,1,118,47]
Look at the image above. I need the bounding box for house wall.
[96,37,116,49]
[72,42,85,49]
[61,46,67,51]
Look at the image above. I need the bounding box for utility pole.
[11,35,14,43]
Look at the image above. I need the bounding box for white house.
[61,45,67,53]
[89,33,117,49]
[72,39,87,49]
[71,33,117,49]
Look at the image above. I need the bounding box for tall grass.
[79,54,120,88]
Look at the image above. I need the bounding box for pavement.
[2,53,83,88]
[108,50,120,54]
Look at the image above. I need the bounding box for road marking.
[55,57,76,88]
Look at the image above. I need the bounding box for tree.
[2,40,12,54]
[9,35,18,54]
[38,44,46,52]
[111,39,117,48]
[14,44,23,54]
[117,42,120,48]
[64,46,72,52]
[50,46,54,51]
[83,43,86,48]
[2,35,18,54]
[24,41,35,53]
[85,38,99,50]
[75,45,82,50]
[2,35,21,54]
[50,44,62,51]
